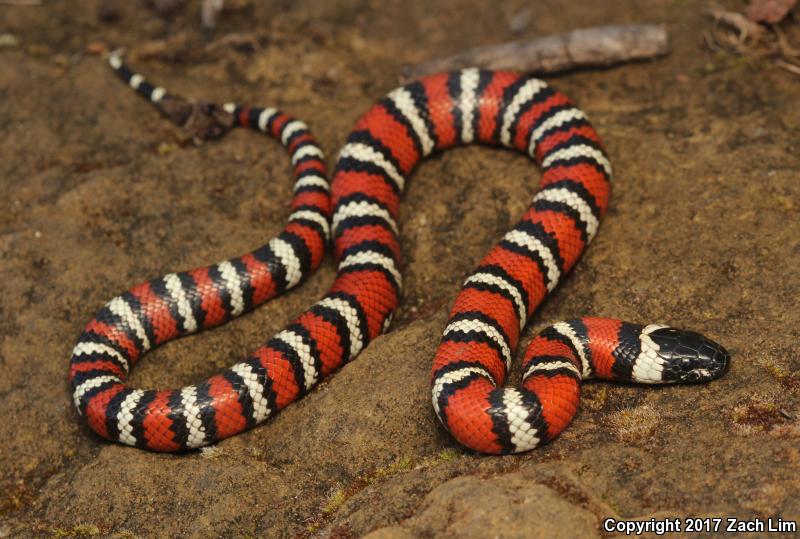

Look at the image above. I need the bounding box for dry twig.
[706,5,766,45]
[775,58,800,74]
[401,24,669,81]
[704,2,800,76]
[122,30,258,63]
[773,24,800,59]
[204,32,260,54]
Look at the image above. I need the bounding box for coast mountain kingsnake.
[69,56,730,453]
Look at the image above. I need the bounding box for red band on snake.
[69,57,729,453]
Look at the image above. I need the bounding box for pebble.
[0,34,19,49]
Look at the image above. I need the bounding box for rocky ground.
[1,0,798,537]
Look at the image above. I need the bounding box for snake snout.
[649,327,730,383]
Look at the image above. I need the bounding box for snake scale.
[69,56,730,453]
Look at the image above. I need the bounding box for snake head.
[648,327,730,383]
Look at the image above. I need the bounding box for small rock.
[157,142,178,155]
[52,54,69,68]
[86,42,108,55]
[0,34,19,49]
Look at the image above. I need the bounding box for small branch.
[401,24,669,82]
[775,58,800,76]
[204,32,260,54]
[773,24,800,60]
[706,6,765,43]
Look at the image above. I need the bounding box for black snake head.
[649,327,731,383]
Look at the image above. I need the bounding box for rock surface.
[1,0,798,537]
[364,474,600,539]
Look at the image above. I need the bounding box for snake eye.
[648,327,731,383]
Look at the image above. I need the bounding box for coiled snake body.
[69,57,729,453]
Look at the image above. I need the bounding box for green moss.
[432,448,460,464]
[760,360,788,380]
[322,488,347,516]
[759,360,800,391]
[731,397,786,433]
[365,456,414,485]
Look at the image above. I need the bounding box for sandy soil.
[1,0,798,537]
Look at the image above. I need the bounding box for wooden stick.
[401,24,669,81]
[775,59,800,76]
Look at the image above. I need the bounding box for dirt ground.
[1,0,799,537]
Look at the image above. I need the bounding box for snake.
[69,56,730,454]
